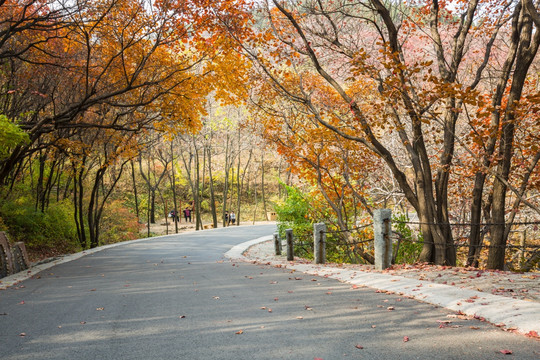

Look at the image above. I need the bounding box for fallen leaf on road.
[525,330,539,338]
[499,349,512,355]
[355,345,364,349]
[179,315,186,319]
[403,336,409,342]
[260,307,267,310]
[296,316,304,319]
[387,306,395,311]
[18,301,25,305]
[80,321,86,324]
[96,308,104,311]
[274,297,279,301]
[213,296,220,300]
[469,326,480,330]
[235,330,243,335]
[371,325,376,328]
[268,308,272,313]
[19,333,26,337]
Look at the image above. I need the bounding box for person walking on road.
[230,211,236,225]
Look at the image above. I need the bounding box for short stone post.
[314,223,326,264]
[274,232,282,255]
[0,232,14,278]
[286,229,294,261]
[374,209,392,270]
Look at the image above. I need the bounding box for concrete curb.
[229,236,540,336]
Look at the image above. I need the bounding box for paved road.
[1,225,538,359]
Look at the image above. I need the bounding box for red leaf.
[235,330,243,335]
[355,345,364,349]
[403,336,409,342]
[499,349,512,355]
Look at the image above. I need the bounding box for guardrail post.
[314,223,326,264]
[374,209,392,270]
[274,232,282,255]
[286,229,294,261]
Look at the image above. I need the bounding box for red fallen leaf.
[268,308,272,313]
[387,306,395,311]
[499,349,512,354]
[19,333,26,337]
[525,330,539,338]
[274,298,279,301]
[403,336,409,342]
[314,358,324,360]
[179,315,186,318]
[235,330,243,335]
[326,292,332,295]
[355,345,364,349]
[470,326,480,330]
[18,301,25,305]
[80,321,86,324]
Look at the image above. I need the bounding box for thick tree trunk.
[488,9,539,269]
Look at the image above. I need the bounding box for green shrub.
[275,185,313,259]
[0,198,79,253]
[393,213,423,264]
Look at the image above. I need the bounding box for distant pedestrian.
[230,211,236,225]
[168,210,179,222]
[224,211,229,226]
[183,207,192,223]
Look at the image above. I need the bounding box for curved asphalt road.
[1,225,538,359]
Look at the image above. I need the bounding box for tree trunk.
[488,9,539,269]
[207,144,218,228]
[130,160,140,221]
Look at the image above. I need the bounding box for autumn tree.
[229,0,540,268]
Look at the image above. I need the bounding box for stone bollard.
[12,242,29,273]
[314,223,326,264]
[374,209,392,270]
[0,232,14,278]
[274,232,282,255]
[286,229,294,261]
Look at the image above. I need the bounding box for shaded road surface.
[1,225,539,359]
